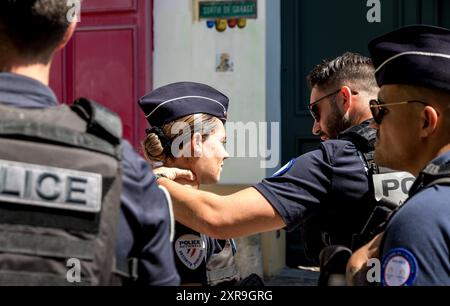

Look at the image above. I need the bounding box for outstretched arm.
[157,177,286,239]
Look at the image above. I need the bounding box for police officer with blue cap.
[0,0,179,285]
[368,24,450,285]
[138,82,246,286]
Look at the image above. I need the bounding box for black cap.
[138,82,229,127]
[369,25,450,93]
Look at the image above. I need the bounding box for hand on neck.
[174,177,200,189]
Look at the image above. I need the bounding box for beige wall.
[261,229,285,278]
[153,0,267,184]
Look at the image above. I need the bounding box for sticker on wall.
[216,52,234,73]
[237,18,247,28]
[228,18,237,28]
[215,19,227,32]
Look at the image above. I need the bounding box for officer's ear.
[340,86,352,112]
[191,132,203,157]
[55,20,77,52]
[419,105,439,138]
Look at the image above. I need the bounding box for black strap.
[115,257,139,281]
[318,245,352,286]
[0,203,100,234]
[407,163,450,196]
[426,177,450,187]
[71,98,122,145]
[422,163,450,188]
[352,206,392,250]
[0,120,121,160]
[0,231,95,260]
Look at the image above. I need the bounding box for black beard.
[326,103,352,139]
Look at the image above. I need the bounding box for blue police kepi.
[138,82,242,286]
[138,81,228,127]
[369,25,450,286]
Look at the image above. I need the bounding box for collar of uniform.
[0,72,58,108]
[409,150,450,196]
[338,119,376,151]
[428,150,450,167]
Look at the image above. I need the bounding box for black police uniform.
[368,25,450,286]
[254,120,378,263]
[0,72,180,286]
[380,152,450,285]
[139,82,241,286]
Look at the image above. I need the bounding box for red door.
[50,0,153,149]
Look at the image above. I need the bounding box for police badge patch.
[175,234,206,270]
[382,248,418,286]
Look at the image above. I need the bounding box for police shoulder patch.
[382,248,418,286]
[175,234,206,270]
[272,159,296,177]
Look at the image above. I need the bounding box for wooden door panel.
[49,51,66,103]
[82,0,137,12]
[73,27,136,140]
[50,0,152,148]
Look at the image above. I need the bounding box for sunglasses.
[369,99,429,124]
[308,89,358,122]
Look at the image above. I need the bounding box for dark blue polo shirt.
[0,72,180,285]
[254,129,373,251]
[380,151,450,286]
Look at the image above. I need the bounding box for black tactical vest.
[302,122,415,264]
[0,98,122,285]
[339,124,415,249]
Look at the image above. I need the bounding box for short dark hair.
[0,0,73,64]
[307,52,378,93]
